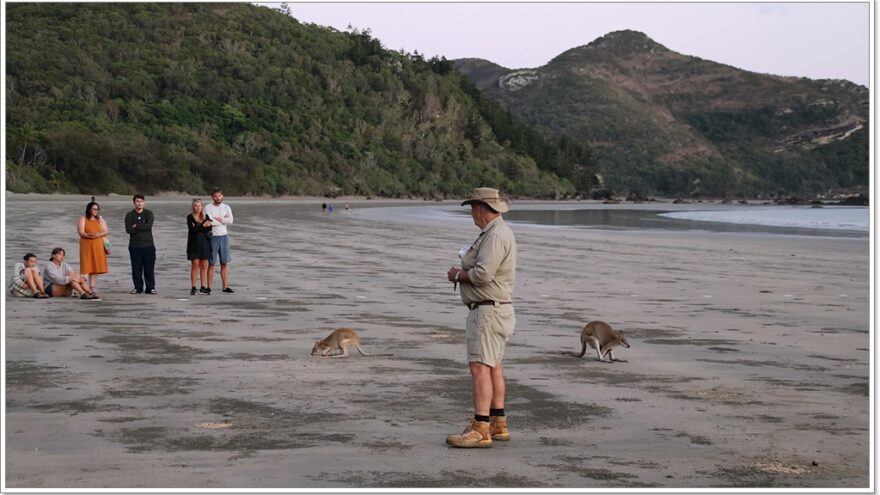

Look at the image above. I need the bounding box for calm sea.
[500,206,869,238]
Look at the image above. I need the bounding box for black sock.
[490,408,505,417]
[474,414,490,423]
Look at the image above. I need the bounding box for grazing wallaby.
[310,328,393,358]
[563,320,630,363]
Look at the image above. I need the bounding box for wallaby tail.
[560,350,581,357]
[356,345,394,357]
[576,338,587,358]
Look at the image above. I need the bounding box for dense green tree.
[6,3,583,197]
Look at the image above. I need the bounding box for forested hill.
[6,3,595,197]
[456,30,869,197]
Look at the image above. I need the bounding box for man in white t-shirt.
[203,188,234,294]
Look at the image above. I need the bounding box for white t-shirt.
[43,261,74,285]
[204,202,234,237]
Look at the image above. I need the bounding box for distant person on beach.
[8,253,49,298]
[328,204,333,214]
[344,203,350,212]
[186,198,214,296]
[125,194,156,295]
[77,201,109,295]
[445,187,518,448]
[204,188,234,293]
[43,247,98,299]
[322,201,327,215]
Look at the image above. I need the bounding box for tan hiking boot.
[490,416,510,441]
[445,420,492,448]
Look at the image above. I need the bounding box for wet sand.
[4,194,870,489]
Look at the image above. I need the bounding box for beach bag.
[103,238,112,255]
[204,215,213,240]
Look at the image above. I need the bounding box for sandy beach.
[3,194,870,489]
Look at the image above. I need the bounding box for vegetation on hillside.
[456,30,869,197]
[6,3,596,197]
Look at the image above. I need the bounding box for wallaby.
[563,320,630,363]
[310,328,393,358]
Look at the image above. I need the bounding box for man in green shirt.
[445,188,518,448]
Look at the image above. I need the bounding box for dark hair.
[51,247,65,258]
[23,253,36,261]
[85,201,101,219]
[133,194,145,201]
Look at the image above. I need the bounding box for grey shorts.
[210,235,232,265]
[466,304,516,366]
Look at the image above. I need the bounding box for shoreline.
[3,196,870,489]
[6,190,870,206]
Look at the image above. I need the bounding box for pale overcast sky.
[269,2,870,87]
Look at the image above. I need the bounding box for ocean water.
[362,203,870,238]
[501,205,870,238]
[657,207,869,232]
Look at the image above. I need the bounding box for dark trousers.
[129,245,156,291]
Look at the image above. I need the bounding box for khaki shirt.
[459,216,517,306]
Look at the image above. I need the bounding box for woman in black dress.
[186,198,213,295]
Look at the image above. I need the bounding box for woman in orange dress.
[78,201,109,294]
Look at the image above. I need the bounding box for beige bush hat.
[461,187,510,213]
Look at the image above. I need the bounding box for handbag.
[103,238,111,255]
[203,216,213,240]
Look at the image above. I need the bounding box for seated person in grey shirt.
[43,247,98,299]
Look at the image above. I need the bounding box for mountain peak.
[551,30,671,65]
[588,30,670,54]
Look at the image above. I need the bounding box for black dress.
[186,214,213,261]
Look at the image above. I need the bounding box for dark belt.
[467,300,512,310]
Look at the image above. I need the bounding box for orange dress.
[80,217,108,274]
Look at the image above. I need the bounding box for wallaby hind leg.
[606,350,627,363]
[600,349,627,363]
[593,338,607,362]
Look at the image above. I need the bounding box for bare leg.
[88,274,98,292]
[489,362,505,410]
[51,283,73,297]
[199,260,209,288]
[469,362,493,417]
[220,263,229,289]
[190,260,199,287]
[70,273,93,295]
[207,264,214,289]
[70,280,90,296]
[25,269,46,294]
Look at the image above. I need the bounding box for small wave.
[658,207,869,232]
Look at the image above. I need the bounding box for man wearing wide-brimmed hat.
[445,187,517,448]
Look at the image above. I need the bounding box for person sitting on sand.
[42,247,99,299]
[8,253,49,298]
